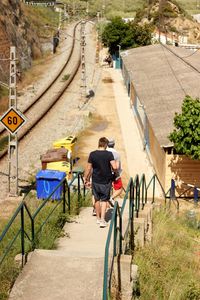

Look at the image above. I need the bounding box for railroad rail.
[0,21,82,160]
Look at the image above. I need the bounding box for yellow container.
[53,135,77,153]
[46,161,71,174]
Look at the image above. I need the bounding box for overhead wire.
[0,81,9,89]
[179,48,200,59]
[160,43,187,95]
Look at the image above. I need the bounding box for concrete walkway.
[110,69,154,180]
[9,68,154,300]
[9,208,109,300]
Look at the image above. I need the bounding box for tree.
[169,95,200,159]
[101,17,153,54]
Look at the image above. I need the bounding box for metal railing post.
[142,177,145,209]
[145,180,147,204]
[113,210,117,256]
[152,175,155,203]
[78,173,81,205]
[194,187,198,205]
[20,205,25,267]
[67,185,71,214]
[119,213,122,255]
[31,217,35,250]
[136,179,140,218]
[170,179,176,200]
[130,180,134,251]
[63,180,66,213]
[81,174,86,200]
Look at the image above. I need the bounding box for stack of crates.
[46,135,77,177]
[40,148,68,170]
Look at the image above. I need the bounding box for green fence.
[102,173,165,300]
[0,171,85,268]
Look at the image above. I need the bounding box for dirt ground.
[76,68,129,190]
[0,65,129,221]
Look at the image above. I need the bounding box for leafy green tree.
[101,17,131,54]
[129,23,153,47]
[169,95,200,159]
[101,16,152,54]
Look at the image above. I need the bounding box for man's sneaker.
[100,220,107,228]
[92,208,96,216]
[108,198,115,207]
[96,218,101,224]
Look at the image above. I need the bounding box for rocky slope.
[135,0,200,44]
[0,0,42,83]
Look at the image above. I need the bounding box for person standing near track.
[107,138,123,206]
[84,137,117,228]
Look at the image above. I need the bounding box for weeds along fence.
[0,171,86,270]
[102,173,166,300]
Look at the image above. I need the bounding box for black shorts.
[92,182,112,201]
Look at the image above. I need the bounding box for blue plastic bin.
[36,170,66,200]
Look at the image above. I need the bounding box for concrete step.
[57,207,110,257]
[9,249,104,300]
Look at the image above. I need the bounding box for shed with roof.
[120,44,200,190]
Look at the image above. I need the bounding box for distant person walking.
[107,138,123,206]
[84,137,117,228]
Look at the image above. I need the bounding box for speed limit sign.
[0,107,27,135]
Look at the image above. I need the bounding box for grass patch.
[62,74,70,81]
[22,5,60,38]
[0,86,9,115]
[0,188,92,299]
[134,209,200,299]
[0,136,8,152]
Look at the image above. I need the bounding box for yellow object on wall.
[46,161,71,174]
[53,135,77,153]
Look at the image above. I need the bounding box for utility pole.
[80,21,87,107]
[86,1,89,17]
[58,8,62,30]
[158,0,164,43]
[8,46,18,196]
[73,1,75,16]
[147,0,150,20]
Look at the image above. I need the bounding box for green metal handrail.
[103,202,122,300]
[103,175,140,300]
[0,171,85,268]
[102,173,167,300]
[146,173,166,202]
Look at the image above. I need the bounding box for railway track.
[0,21,82,160]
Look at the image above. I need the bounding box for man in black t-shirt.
[84,137,117,228]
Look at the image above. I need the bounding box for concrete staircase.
[9,198,156,300]
[9,207,109,300]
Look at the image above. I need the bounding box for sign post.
[0,47,26,196]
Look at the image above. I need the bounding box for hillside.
[0,1,42,84]
[134,0,200,43]
[0,1,60,112]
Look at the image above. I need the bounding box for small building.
[192,14,200,23]
[120,44,200,191]
[24,0,55,6]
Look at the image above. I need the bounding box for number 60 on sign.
[0,107,27,135]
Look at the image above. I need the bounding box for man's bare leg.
[101,201,107,221]
[112,188,122,200]
[95,200,101,220]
